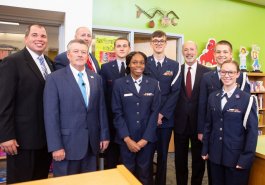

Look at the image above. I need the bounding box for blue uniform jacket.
[144,56,181,128]
[201,88,258,169]
[197,69,250,133]
[100,60,126,141]
[112,75,161,144]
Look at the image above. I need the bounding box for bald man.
[54,27,100,73]
[174,41,210,185]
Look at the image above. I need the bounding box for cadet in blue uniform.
[112,51,161,185]
[144,30,181,185]
[197,40,250,185]
[100,38,131,169]
[201,60,258,185]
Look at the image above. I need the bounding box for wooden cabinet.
[247,72,265,135]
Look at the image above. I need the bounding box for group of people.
[0,24,258,185]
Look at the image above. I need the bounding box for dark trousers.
[120,143,155,185]
[104,141,120,169]
[53,152,97,177]
[155,128,173,185]
[210,161,250,185]
[7,148,51,184]
[174,133,205,185]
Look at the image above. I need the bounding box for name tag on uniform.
[144,93,154,96]
[227,108,241,113]
[124,93,133,97]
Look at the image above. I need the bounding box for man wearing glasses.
[145,30,182,185]
[197,40,250,185]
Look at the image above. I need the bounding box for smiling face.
[214,44,233,66]
[128,53,145,79]
[67,41,88,71]
[220,61,240,89]
[150,35,167,55]
[24,25,48,55]
[182,41,198,66]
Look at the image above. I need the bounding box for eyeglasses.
[219,70,237,77]
[152,40,166,45]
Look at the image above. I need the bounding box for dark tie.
[120,62,126,75]
[157,61,162,73]
[87,57,95,72]
[221,93,228,110]
[186,67,192,98]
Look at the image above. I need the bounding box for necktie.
[120,62,126,75]
[87,56,95,72]
[78,72,88,107]
[221,93,228,110]
[134,80,141,93]
[157,61,162,73]
[38,56,48,79]
[186,67,192,98]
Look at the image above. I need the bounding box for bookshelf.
[248,72,265,135]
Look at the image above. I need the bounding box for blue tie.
[78,72,88,107]
[38,56,48,79]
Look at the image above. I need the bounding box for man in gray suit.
[44,39,109,176]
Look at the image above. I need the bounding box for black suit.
[174,63,210,185]
[0,48,53,184]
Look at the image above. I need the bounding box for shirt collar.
[26,47,43,60]
[69,64,86,77]
[154,57,165,65]
[222,85,237,98]
[131,75,143,84]
[184,61,197,71]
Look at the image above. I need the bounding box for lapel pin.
[216,93,220,96]
[235,94,240,98]
[90,76,94,79]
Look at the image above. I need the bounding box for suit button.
[136,103,139,106]
[220,128,222,131]
[136,112,140,115]
[219,137,222,140]
[137,121,140,123]
[220,118,223,122]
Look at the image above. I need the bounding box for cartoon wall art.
[251,44,261,72]
[198,38,217,67]
[239,46,249,72]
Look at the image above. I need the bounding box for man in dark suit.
[197,40,250,185]
[44,39,109,176]
[144,30,182,185]
[174,41,210,185]
[0,24,53,184]
[100,37,131,169]
[54,27,100,73]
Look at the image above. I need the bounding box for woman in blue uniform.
[112,51,161,185]
[201,60,258,185]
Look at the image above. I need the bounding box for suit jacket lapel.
[148,56,160,79]
[211,70,222,89]
[192,64,202,97]
[86,69,97,110]
[138,76,149,95]
[111,60,122,78]
[125,76,140,97]
[222,88,241,112]
[23,48,45,84]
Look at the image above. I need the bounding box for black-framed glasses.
[152,40,166,45]
[219,70,237,77]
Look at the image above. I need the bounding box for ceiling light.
[0,21,20,26]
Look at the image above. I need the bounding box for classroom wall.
[93,0,265,71]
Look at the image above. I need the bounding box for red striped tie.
[87,57,95,72]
